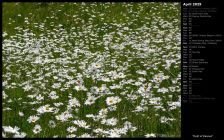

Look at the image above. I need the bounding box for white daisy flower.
[27,115,40,123]
[55,110,73,122]
[157,87,169,93]
[74,84,87,91]
[49,91,59,100]
[79,133,92,138]
[67,126,77,133]
[3,126,20,134]
[67,134,77,138]
[84,95,97,105]
[73,120,90,129]
[13,132,27,138]
[145,133,156,138]
[18,111,24,117]
[48,120,56,128]
[68,97,80,108]
[136,70,147,75]
[33,125,42,134]
[37,104,54,114]
[105,118,117,126]
[106,96,121,106]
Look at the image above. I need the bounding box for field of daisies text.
[2,2,181,138]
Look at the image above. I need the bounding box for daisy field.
[2,2,181,138]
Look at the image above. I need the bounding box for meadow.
[2,2,181,138]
